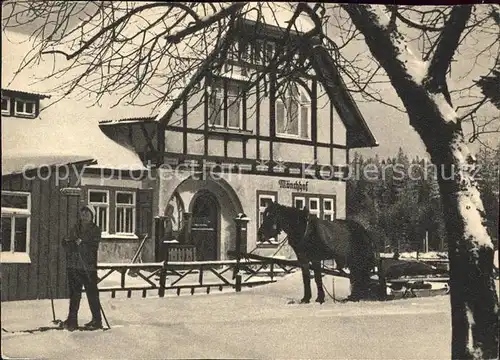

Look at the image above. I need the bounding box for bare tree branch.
[40,2,182,60]
[395,11,446,31]
[424,5,473,102]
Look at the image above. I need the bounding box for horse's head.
[257,201,282,243]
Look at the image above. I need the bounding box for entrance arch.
[190,190,219,261]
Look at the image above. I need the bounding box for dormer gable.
[1,89,51,119]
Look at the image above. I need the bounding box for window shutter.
[300,105,309,138]
[214,97,222,126]
[136,188,153,237]
[276,101,285,133]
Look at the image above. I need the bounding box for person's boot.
[84,319,103,330]
[62,318,78,331]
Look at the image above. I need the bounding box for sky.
[323,5,499,159]
[2,3,498,162]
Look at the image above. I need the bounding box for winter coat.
[63,222,101,271]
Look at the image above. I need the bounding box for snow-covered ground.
[1,271,463,360]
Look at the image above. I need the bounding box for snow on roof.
[2,154,95,176]
[2,31,147,171]
[99,117,157,126]
[2,3,321,156]
[242,2,315,33]
[2,88,51,99]
[1,110,147,171]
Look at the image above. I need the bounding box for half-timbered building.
[2,5,379,301]
[99,7,378,262]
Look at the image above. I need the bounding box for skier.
[62,205,103,331]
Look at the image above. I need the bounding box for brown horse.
[257,202,379,303]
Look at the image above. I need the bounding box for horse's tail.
[346,220,379,271]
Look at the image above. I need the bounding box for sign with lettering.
[278,180,309,192]
[60,187,81,196]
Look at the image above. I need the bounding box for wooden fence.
[95,258,284,298]
[166,244,197,262]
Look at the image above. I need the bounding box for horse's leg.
[298,256,312,304]
[311,261,325,304]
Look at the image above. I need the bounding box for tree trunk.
[341,5,499,359]
[427,119,499,360]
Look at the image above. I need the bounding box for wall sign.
[278,180,309,192]
[60,187,81,196]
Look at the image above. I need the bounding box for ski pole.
[49,278,63,326]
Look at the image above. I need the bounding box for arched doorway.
[190,191,219,261]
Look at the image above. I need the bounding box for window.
[276,83,310,139]
[1,191,31,263]
[239,39,251,61]
[88,190,109,233]
[87,187,139,238]
[254,40,264,64]
[265,41,275,62]
[308,197,320,218]
[294,197,306,210]
[227,83,242,128]
[292,194,336,222]
[14,98,36,117]
[228,40,239,61]
[257,191,278,244]
[209,87,223,127]
[165,192,185,235]
[1,96,10,115]
[208,79,243,129]
[115,192,136,235]
[323,198,335,221]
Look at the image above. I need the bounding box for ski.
[2,325,108,334]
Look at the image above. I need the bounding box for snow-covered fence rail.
[94,259,279,299]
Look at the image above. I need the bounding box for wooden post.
[233,213,250,292]
[183,212,192,244]
[378,257,387,301]
[235,275,242,293]
[332,276,336,303]
[154,217,163,262]
[158,266,167,298]
[121,269,126,289]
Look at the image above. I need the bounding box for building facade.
[99,16,377,262]
[1,155,94,301]
[2,6,378,291]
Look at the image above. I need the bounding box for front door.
[191,192,218,261]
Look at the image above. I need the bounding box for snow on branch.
[165,3,247,44]
[341,5,429,86]
[476,69,500,109]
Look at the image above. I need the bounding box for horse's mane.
[276,203,302,217]
[274,203,308,234]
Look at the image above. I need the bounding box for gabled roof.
[309,44,378,148]
[150,4,377,148]
[3,3,377,156]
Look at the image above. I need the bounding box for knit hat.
[80,204,96,220]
